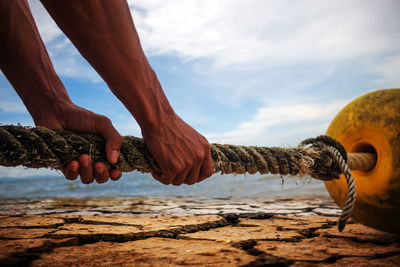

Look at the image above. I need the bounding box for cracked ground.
[0,197,399,266]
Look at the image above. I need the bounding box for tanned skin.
[0,0,213,185]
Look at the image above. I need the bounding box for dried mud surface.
[0,197,399,266]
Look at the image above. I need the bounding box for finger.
[151,171,160,178]
[151,171,161,180]
[198,153,214,183]
[110,169,122,181]
[172,167,190,186]
[94,162,109,184]
[184,163,202,185]
[152,171,175,185]
[64,161,79,180]
[95,116,122,164]
[79,155,94,184]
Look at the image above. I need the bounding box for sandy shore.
[0,197,399,266]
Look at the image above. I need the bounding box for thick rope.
[0,125,355,231]
[0,125,343,180]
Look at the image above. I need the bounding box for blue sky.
[1,0,400,178]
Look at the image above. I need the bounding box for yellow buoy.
[325,89,400,234]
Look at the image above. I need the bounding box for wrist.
[139,105,177,137]
[29,98,74,128]
[109,62,177,134]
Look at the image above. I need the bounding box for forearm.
[0,0,72,123]
[40,0,175,132]
[38,0,213,185]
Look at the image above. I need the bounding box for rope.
[0,125,343,180]
[300,136,355,232]
[327,146,356,232]
[0,125,355,231]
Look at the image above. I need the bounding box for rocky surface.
[0,197,399,266]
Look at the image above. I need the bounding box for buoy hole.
[349,142,378,172]
[351,142,377,154]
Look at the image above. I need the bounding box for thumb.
[95,116,122,164]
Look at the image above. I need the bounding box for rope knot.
[300,135,356,232]
[298,135,347,181]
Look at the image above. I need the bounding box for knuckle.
[161,179,172,185]
[201,137,210,147]
[184,173,197,185]
[193,152,203,161]
[172,179,183,186]
[158,173,174,185]
[100,115,112,125]
[185,178,196,185]
[171,162,185,173]
[95,115,112,131]
[200,169,213,180]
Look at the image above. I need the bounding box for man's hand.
[142,113,213,186]
[33,102,123,184]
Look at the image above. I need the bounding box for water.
[0,172,329,199]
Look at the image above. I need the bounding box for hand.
[33,102,123,184]
[142,113,213,186]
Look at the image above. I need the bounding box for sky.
[1,0,400,178]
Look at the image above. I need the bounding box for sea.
[0,171,329,200]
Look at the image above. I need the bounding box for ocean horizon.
[0,171,329,200]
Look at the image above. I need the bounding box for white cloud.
[0,100,28,114]
[131,0,400,69]
[27,0,101,82]
[371,54,400,87]
[24,0,400,90]
[28,0,63,43]
[50,53,102,82]
[206,100,347,146]
[112,116,142,136]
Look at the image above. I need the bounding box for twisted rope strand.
[0,125,356,231]
[327,146,356,232]
[0,125,342,180]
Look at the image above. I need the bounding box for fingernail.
[71,164,78,172]
[82,159,90,168]
[95,164,104,174]
[111,150,119,163]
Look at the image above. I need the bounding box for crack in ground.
[290,250,400,265]
[46,217,230,242]
[321,232,400,246]
[0,216,230,266]
[0,238,79,267]
[62,217,144,229]
[1,202,398,266]
[0,223,65,230]
[233,238,400,266]
[232,240,293,267]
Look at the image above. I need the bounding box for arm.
[0,0,122,184]
[40,0,213,185]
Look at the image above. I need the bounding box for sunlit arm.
[40,0,213,186]
[0,0,123,184]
